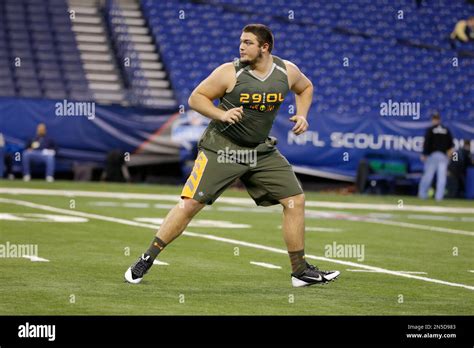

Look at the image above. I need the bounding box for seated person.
[23,123,57,182]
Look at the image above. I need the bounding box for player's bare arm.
[188,63,244,125]
[284,60,313,135]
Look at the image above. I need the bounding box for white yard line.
[277,225,342,233]
[2,188,473,237]
[346,269,427,275]
[362,217,474,237]
[153,260,169,266]
[22,255,50,262]
[250,261,282,269]
[1,188,474,213]
[1,197,473,291]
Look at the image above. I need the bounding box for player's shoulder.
[282,59,300,72]
[216,62,236,71]
[209,62,236,78]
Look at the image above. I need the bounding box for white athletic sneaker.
[124,254,154,284]
[291,263,340,287]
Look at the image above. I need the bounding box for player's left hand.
[289,115,308,135]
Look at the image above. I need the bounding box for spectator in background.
[447,139,473,197]
[23,123,57,182]
[101,149,130,183]
[450,16,474,45]
[418,113,454,201]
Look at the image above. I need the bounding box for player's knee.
[281,193,305,210]
[181,197,205,215]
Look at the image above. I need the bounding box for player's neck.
[249,54,273,75]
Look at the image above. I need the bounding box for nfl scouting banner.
[272,111,474,181]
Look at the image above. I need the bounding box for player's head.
[467,16,474,26]
[240,24,274,65]
[431,112,441,125]
[36,123,47,136]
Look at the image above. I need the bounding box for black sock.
[145,237,167,261]
[288,249,307,275]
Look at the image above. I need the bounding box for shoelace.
[306,263,319,271]
[132,256,150,276]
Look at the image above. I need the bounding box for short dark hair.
[432,112,441,120]
[242,24,274,52]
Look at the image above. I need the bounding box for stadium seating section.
[0,0,473,120]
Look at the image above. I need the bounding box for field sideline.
[0,180,473,315]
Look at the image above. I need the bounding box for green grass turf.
[0,180,473,315]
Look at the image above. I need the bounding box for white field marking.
[217,206,281,213]
[123,203,150,208]
[406,214,456,221]
[250,261,282,269]
[369,213,474,223]
[89,201,474,225]
[368,213,394,219]
[305,211,474,237]
[134,217,250,229]
[469,270,474,273]
[362,217,474,237]
[154,203,178,209]
[277,225,342,233]
[2,188,473,237]
[305,227,342,232]
[153,260,169,266]
[89,202,120,207]
[304,201,474,214]
[0,213,88,223]
[2,187,474,213]
[1,197,474,292]
[22,255,50,262]
[346,269,427,275]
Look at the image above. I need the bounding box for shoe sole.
[291,271,341,287]
[124,267,143,284]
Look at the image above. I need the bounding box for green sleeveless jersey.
[208,55,290,147]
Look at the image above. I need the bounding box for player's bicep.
[284,60,312,94]
[291,71,312,94]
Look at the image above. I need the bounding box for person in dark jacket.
[418,113,454,201]
[448,139,473,197]
[23,123,57,182]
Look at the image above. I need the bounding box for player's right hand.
[220,106,244,124]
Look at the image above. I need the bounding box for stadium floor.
[0,180,472,315]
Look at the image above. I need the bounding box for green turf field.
[0,180,473,315]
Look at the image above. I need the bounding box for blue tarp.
[0,97,180,169]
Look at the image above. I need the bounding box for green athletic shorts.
[181,127,303,206]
